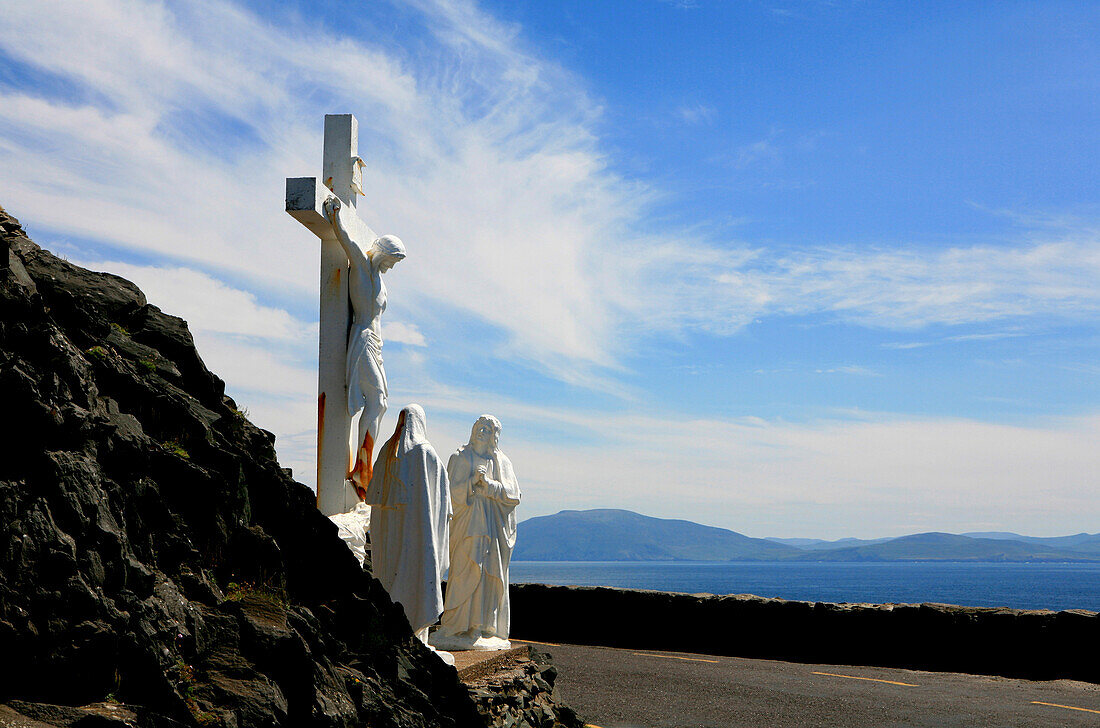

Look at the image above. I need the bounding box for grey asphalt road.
[511,640,1100,728]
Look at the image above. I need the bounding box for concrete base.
[451,646,528,682]
[429,631,511,652]
[414,626,455,665]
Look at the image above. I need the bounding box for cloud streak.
[73,259,312,341]
[677,104,716,124]
[697,237,1100,334]
[386,370,1100,539]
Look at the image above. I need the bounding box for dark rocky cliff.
[0,205,483,727]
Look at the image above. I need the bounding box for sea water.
[510,561,1100,612]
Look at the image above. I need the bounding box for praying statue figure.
[323,197,405,499]
[365,404,453,662]
[430,415,521,652]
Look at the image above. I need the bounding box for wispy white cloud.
[194,336,314,398]
[530,410,1100,538]
[732,137,782,169]
[697,237,1100,334]
[384,369,1100,538]
[881,341,934,350]
[1059,362,1100,377]
[753,365,880,376]
[945,332,1026,342]
[884,330,1026,350]
[814,365,880,376]
[72,259,312,341]
[677,104,716,124]
[385,321,428,347]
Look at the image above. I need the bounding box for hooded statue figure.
[365,404,452,656]
[430,414,521,652]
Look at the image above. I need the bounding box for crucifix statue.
[286,114,406,516]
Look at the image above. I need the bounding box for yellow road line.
[510,638,562,647]
[812,671,918,687]
[632,652,720,664]
[1032,701,1100,715]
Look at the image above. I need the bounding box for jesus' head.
[469,414,502,456]
[371,234,406,273]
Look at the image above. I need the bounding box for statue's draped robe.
[440,445,521,639]
[365,405,451,633]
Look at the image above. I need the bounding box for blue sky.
[0,0,1098,537]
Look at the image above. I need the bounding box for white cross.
[286,114,378,516]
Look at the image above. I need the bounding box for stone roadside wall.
[509,583,1099,684]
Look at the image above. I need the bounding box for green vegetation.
[174,659,193,680]
[162,439,190,460]
[187,701,217,726]
[225,580,287,606]
[173,659,195,698]
[139,358,157,374]
[173,660,216,725]
[110,322,130,336]
[85,345,108,361]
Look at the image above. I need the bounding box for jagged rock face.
[466,648,582,728]
[0,206,482,727]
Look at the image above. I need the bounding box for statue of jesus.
[323,196,406,498]
[431,415,521,652]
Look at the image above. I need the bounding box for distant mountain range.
[513,509,1100,562]
[514,509,796,561]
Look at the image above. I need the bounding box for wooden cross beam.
[286,114,378,516]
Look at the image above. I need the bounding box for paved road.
[511,640,1100,728]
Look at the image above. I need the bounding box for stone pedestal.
[430,631,512,652]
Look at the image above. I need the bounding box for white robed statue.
[365,404,453,662]
[431,415,521,652]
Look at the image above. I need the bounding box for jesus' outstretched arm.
[323,197,371,274]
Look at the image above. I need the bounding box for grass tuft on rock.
[225,580,287,606]
[161,438,190,459]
